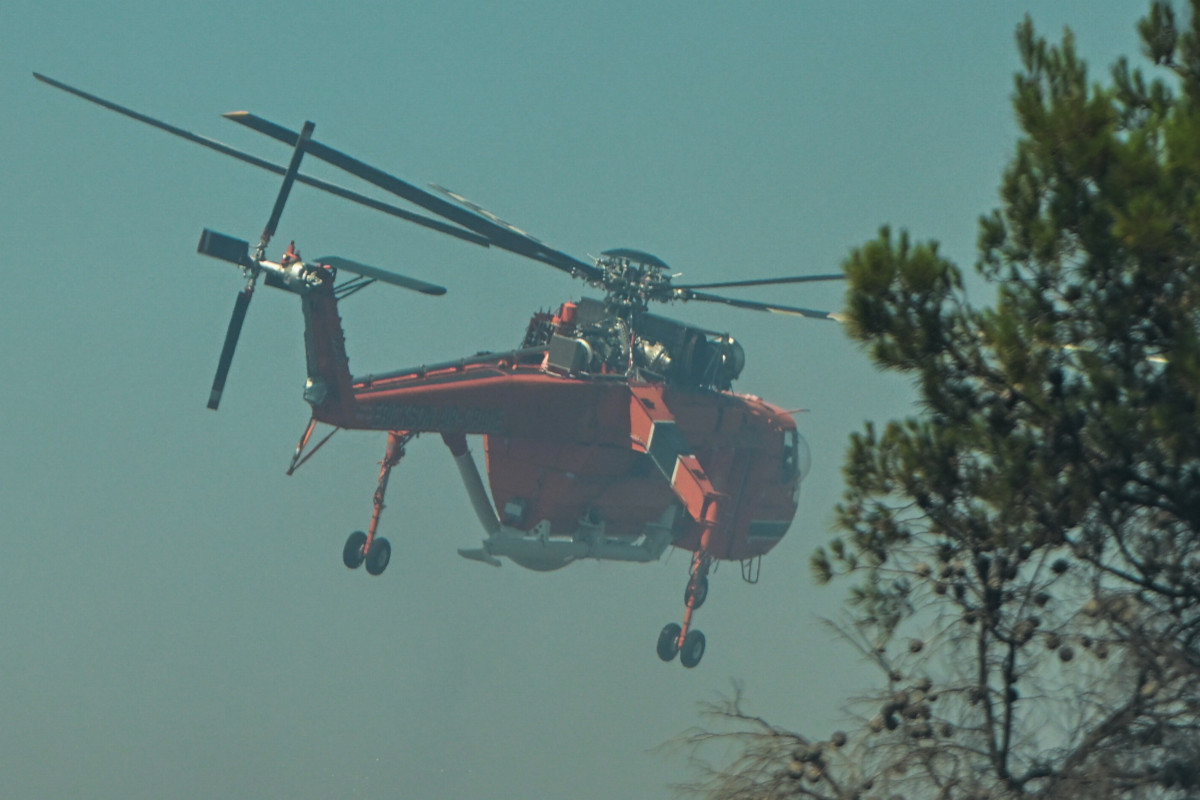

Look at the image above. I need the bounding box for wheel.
[657,623,682,662]
[343,531,367,569]
[365,537,392,576]
[685,575,709,609]
[680,629,706,668]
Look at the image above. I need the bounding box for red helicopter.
[38,73,843,668]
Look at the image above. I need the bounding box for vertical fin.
[300,285,355,415]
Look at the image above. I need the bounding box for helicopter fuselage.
[299,279,805,571]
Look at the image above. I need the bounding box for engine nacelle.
[635,313,745,389]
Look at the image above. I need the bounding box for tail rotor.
[201,121,315,410]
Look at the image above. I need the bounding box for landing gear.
[684,574,708,609]
[343,431,413,577]
[343,531,367,569]
[680,629,706,669]
[658,550,713,668]
[657,623,682,662]
[365,537,392,576]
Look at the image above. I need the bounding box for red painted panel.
[313,350,801,562]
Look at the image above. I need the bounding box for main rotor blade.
[429,183,547,247]
[683,290,843,321]
[673,273,846,290]
[317,256,447,296]
[222,111,604,282]
[208,289,253,410]
[33,73,489,247]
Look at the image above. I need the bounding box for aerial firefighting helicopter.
[37,73,844,668]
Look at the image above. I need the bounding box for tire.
[343,531,367,569]
[680,629,706,668]
[685,576,709,610]
[365,537,392,576]
[657,623,682,662]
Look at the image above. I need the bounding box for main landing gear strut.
[657,501,720,669]
[657,551,712,668]
[343,430,414,577]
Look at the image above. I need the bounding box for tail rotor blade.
[197,229,252,266]
[258,121,314,255]
[208,289,253,410]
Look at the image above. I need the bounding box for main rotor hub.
[596,248,673,313]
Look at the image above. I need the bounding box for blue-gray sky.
[2,2,1151,797]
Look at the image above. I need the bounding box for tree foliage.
[689,3,1200,798]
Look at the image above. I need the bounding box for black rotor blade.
[429,183,548,247]
[318,256,447,296]
[258,120,314,254]
[673,273,846,290]
[222,111,604,282]
[683,289,843,321]
[208,289,253,410]
[197,229,252,267]
[33,73,489,247]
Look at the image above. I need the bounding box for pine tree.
[688,4,1200,798]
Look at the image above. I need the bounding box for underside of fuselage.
[481,423,799,566]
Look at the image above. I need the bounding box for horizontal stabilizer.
[318,256,446,296]
[198,229,251,266]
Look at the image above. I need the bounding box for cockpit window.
[782,429,798,481]
[781,428,811,483]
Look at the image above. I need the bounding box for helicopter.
[36,73,844,668]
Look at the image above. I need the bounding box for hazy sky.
[3,2,1153,798]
